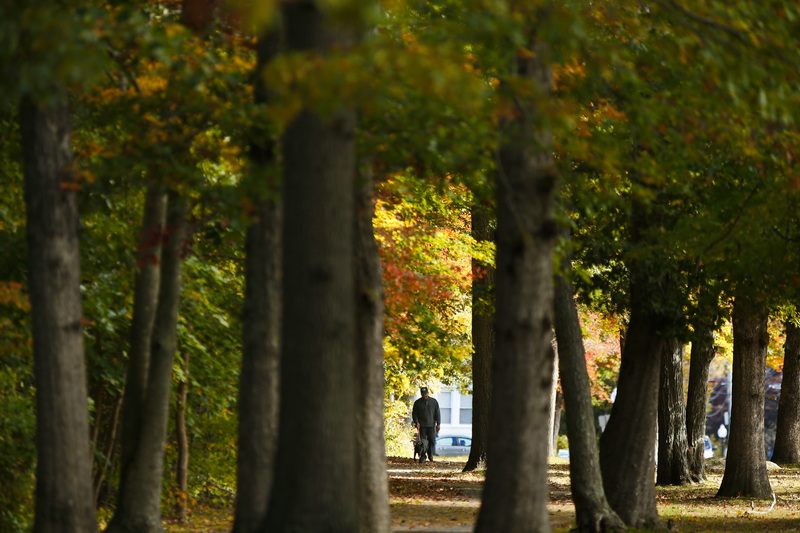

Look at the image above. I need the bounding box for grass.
[161,455,800,532]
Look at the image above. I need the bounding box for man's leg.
[423,426,436,461]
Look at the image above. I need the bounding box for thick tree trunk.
[262,3,360,530]
[174,352,190,523]
[717,299,773,498]
[553,275,624,533]
[657,338,691,485]
[118,183,167,480]
[106,194,188,533]
[232,26,282,533]
[599,308,662,528]
[474,37,556,533]
[464,203,494,473]
[354,169,391,533]
[686,326,715,481]
[772,319,800,464]
[21,94,98,533]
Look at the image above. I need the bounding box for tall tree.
[717,297,773,498]
[21,92,98,533]
[598,199,667,529]
[464,202,493,472]
[657,338,691,485]
[354,168,391,533]
[474,10,557,531]
[106,193,188,533]
[771,318,800,464]
[685,325,717,481]
[232,24,283,533]
[553,268,624,532]
[117,183,167,489]
[261,1,361,529]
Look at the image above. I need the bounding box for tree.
[717,297,773,498]
[106,193,188,533]
[21,91,98,533]
[553,266,624,532]
[463,202,494,472]
[354,168,391,532]
[686,325,717,481]
[474,9,557,531]
[232,24,282,533]
[657,338,691,486]
[771,317,800,464]
[261,1,363,529]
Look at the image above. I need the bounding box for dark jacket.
[412,397,441,427]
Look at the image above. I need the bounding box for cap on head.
[420,387,429,395]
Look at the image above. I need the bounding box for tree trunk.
[657,338,691,485]
[106,193,188,533]
[232,25,282,533]
[717,298,773,498]
[686,326,715,481]
[552,390,563,455]
[771,319,800,464]
[464,203,494,473]
[474,35,556,533]
[262,3,360,530]
[599,308,662,528]
[174,352,190,523]
[118,183,167,480]
[553,274,625,532]
[21,94,98,533]
[548,351,560,457]
[354,167,391,533]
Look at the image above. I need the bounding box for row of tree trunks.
[474,27,557,532]
[463,203,494,473]
[21,93,98,533]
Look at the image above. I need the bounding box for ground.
[163,456,800,532]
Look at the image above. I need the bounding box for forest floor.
[163,456,800,532]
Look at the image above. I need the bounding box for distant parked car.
[704,436,714,458]
[435,436,472,456]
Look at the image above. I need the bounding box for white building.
[429,387,473,437]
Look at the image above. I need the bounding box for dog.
[413,435,429,463]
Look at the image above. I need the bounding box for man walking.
[412,386,440,463]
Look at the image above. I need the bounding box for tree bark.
[717,298,773,498]
[21,94,98,533]
[474,34,556,533]
[548,351,560,457]
[686,326,715,481]
[174,352,190,523]
[118,183,167,481]
[771,319,800,464]
[464,203,494,473]
[553,274,625,532]
[354,167,391,533]
[232,25,282,533]
[106,193,188,533]
[599,302,663,528]
[657,338,691,485]
[262,3,360,530]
